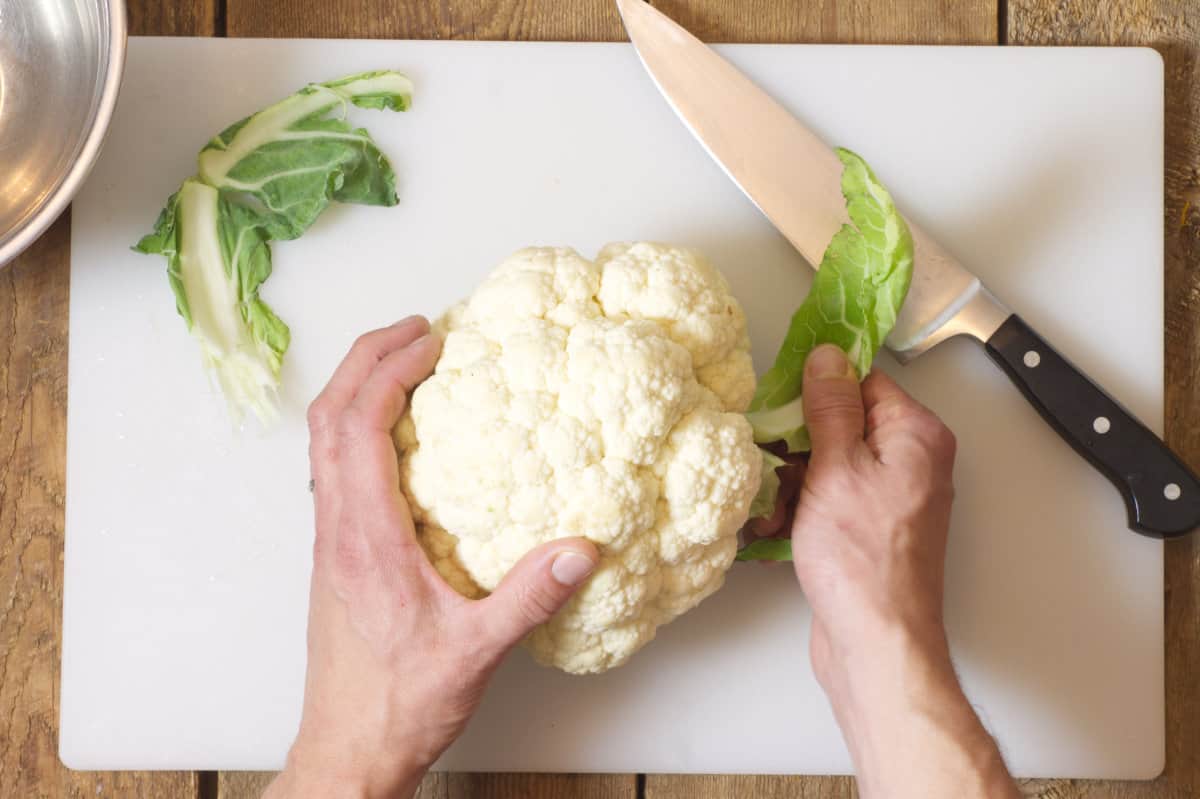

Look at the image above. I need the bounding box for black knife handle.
[985,314,1200,538]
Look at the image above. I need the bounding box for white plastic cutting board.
[63,38,1165,778]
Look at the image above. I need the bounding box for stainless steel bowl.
[0,0,127,266]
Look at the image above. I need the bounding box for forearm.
[818,621,1019,799]
[262,742,426,799]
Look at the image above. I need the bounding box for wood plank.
[228,0,627,41]
[651,0,996,44]
[127,0,218,37]
[0,216,199,799]
[645,775,857,799]
[1006,2,1200,798]
[227,0,450,40]
[216,771,637,798]
[217,772,274,798]
[442,773,639,798]
[0,4,212,799]
[219,771,447,798]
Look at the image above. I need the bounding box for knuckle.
[516,581,562,627]
[351,329,387,357]
[901,407,952,449]
[306,397,332,432]
[807,389,863,422]
[866,395,912,428]
[334,405,369,443]
[933,425,958,459]
[916,416,956,458]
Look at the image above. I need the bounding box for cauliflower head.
[394,242,761,674]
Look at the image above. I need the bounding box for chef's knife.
[616,0,1200,538]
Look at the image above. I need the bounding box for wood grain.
[439,773,638,798]
[10,11,219,799]
[0,4,208,799]
[651,0,996,44]
[227,0,627,41]
[645,775,857,799]
[1006,3,1200,798]
[126,0,218,37]
[217,772,273,798]
[3,1,1190,798]
[215,771,638,798]
[0,216,198,799]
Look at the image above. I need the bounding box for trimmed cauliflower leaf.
[746,147,914,451]
[135,70,411,422]
[739,148,914,560]
[735,538,793,562]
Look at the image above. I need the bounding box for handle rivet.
[1165,483,1182,501]
[1093,416,1111,434]
[1023,350,1041,368]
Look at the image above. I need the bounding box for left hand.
[266,316,599,799]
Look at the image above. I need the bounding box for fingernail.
[807,344,855,380]
[393,315,423,328]
[551,550,596,586]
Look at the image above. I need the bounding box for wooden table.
[3,1,1197,797]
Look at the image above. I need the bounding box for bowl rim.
[0,0,128,268]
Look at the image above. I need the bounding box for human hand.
[791,344,1017,799]
[790,344,956,676]
[265,317,599,799]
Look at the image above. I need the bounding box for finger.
[328,349,445,573]
[325,430,430,583]
[323,334,441,578]
[471,538,599,653]
[861,369,928,430]
[860,371,955,468]
[345,333,442,436]
[801,345,866,462]
[331,334,442,534]
[308,316,430,439]
[307,317,428,566]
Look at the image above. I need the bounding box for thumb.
[476,538,599,652]
[802,344,866,460]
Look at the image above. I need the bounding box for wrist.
[814,612,954,720]
[812,616,1016,799]
[269,736,427,799]
[811,601,950,692]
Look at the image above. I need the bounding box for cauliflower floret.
[396,243,760,674]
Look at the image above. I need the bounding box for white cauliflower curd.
[393,242,762,674]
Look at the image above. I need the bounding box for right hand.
[789,344,957,679]
[790,344,1019,799]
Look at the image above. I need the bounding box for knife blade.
[617,0,1200,538]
